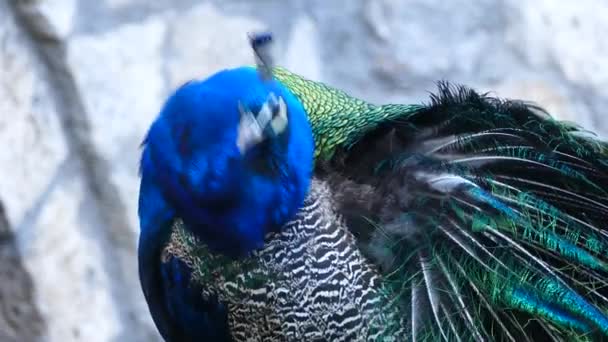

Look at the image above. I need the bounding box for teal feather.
[309,81,608,340]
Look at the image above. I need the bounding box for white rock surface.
[0,0,607,341]
[68,15,168,233]
[282,15,322,82]
[0,0,67,236]
[0,2,126,341]
[166,2,267,88]
[36,0,77,38]
[507,1,608,91]
[18,171,122,342]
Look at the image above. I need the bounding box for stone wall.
[0,0,606,341]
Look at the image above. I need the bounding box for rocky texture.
[0,202,44,342]
[0,0,606,341]
[1,1,56,340]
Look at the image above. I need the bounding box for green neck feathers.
[271,67,422,161]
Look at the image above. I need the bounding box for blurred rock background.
[0,0,606,341]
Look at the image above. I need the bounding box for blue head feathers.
[138,66,314,257]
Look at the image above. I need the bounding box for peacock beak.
[236,93,288,154]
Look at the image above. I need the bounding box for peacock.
[138,33,608,341]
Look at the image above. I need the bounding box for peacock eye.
[271,103,280,118]
[269,95,288,135]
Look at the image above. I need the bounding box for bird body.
[140,61,608,340]
[166,180,406,341]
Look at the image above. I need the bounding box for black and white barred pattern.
[167,180,406,341]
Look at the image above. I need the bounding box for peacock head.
[140,65,314,257]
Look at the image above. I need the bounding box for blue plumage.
[137,66,314,340]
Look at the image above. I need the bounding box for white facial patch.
[255,97,274,131]
[236,93,289,154]
[237,102,264,154]
[270,96,288,135]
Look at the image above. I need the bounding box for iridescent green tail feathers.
[271,66,608,340]
[313,81,608,341]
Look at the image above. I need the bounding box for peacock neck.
[272,67,422,161]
